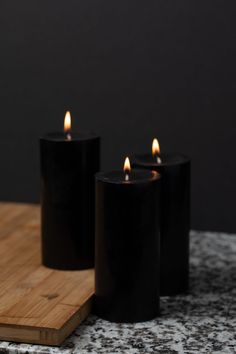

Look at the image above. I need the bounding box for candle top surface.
[132,153,190,167]
[40,131,99,142]
[96,169,160,184]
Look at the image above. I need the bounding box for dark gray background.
[0,0,235,232]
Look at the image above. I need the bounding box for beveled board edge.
[0,297,93,346]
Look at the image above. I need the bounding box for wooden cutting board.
[0,202,94,346]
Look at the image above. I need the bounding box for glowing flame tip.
[123,157,131,174]
[152,138,160,156]
[64,111,71,133]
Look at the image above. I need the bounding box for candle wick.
[66,133,72,141]
[125,174,129,181]
[156,156,162,164]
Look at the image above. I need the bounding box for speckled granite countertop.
[0,231,235,354]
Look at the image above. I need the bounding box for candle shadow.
[160,263,236,318]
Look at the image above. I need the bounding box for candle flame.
[64,111,71,133]
[152,138,160,156]
[124,157,131,174]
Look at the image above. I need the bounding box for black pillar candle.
[40,112,100,270]
[94,159,161,323]
[132,142,190,296]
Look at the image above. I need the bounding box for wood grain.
[0,202,94,345]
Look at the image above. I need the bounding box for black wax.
[94,169,161,323]
[132,154,191,296]
[40,131,100,270]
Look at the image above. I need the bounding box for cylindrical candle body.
[40,132,100,270]
[94,170,161,323]
[132,154,190,296]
